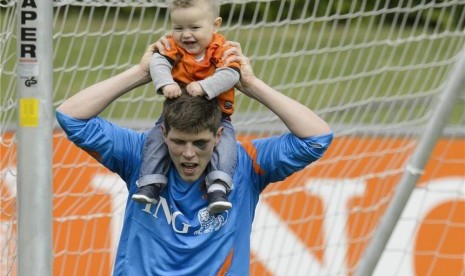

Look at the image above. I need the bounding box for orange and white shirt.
[150,34,240,115]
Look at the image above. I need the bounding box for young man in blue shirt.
[56,39,333,275]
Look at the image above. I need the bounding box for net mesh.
[1,1,464,275]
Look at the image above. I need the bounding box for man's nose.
[182,144,195,158]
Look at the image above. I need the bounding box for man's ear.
[213,17,222,33]
[161,124,168,141]
[215,126,224,145]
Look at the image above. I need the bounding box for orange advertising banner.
[1,134,464,275]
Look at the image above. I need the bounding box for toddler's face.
[170,5,220,55]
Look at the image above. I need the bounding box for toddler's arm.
[197,68,240,99]
[150,53,181,98]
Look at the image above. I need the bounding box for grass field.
[2,8,464,127]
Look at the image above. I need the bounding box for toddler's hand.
[186,82,205,97]
[162,84,182,98]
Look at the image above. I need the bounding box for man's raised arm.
[224,42,331,138]
[57,42,160,119]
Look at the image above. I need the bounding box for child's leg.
[132,118,169,204]
[206,117,237,214]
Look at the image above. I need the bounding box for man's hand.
[138,34,172,73]
[186,82,205,97]
[162,84,182,99]
[154,34,172,55]
[138,42,158,73]
[223,41,257,99]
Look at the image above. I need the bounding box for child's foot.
[207,190,232,214]
[132,184,161,204]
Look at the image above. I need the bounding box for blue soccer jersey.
[56,111,333,275]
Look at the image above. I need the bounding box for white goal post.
[1,1,465,275]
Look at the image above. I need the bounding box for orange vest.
[162,34,240,115]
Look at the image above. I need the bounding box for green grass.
[2,8,464,127]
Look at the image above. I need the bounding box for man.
[56,40,333,275]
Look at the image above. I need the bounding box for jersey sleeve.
[241,132,333,192]
[55,110,143,186]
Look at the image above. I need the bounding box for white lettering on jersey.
[142,197,192,234]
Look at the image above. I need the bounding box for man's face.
[163,126,222,182]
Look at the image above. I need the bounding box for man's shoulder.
[234,132,334,167]
[235,140,259,167]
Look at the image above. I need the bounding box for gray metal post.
[16,1,53,275]
[355,47,465,276]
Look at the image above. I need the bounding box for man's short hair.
[169,0,220,18]
[162,93,222,134]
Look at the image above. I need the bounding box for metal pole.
[16,0,53,275]
[355,47,465,276]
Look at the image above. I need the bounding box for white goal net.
[1,0,465,275]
